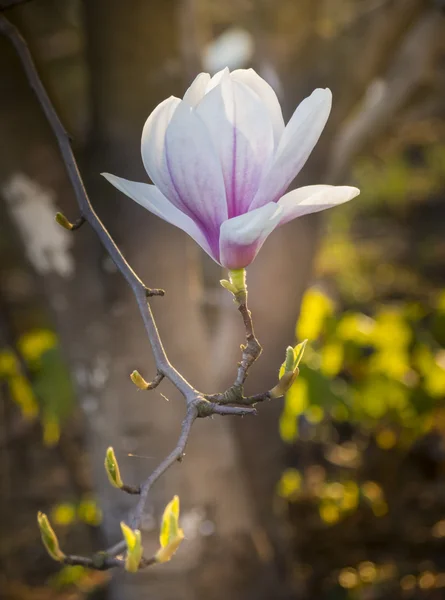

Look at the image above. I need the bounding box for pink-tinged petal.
[250,88,332,210]
[278,184,360,225]
[141,96,182,203]
[183,73,211,107]
[231,68,285,147]
[196,77,274,218]
[219,202,282,269]
[164,100,228,233]
[101,173,215,260]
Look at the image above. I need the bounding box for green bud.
[55,212,74,231]
[284,346,296,373]
[37,512,64,561]
[130,370,149,390]
[120,522,143,572]
[105,447,123,489]
[220,268,247,303]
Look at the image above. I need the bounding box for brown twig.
[235,300,262,387]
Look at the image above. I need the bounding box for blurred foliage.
[0,328,74,446]
[280,287,445,444]
[277,133,445,598]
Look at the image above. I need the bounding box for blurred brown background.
[1,1,445,599]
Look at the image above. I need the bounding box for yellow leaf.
[277,468,302,499]
[297,288,333,341]
[120,522,143,572]
[155,531,185,563]
[9,375,39,420]
[320,342,344,377]
[156,495,184,563]
[51,503,76,526]
[42,415,60,447]
[18,329,57,362]
[0,349,18,377]
[130,370,149,390]
[160,495,180,548]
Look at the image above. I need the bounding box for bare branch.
[0,14,198,403]
[130,405,197,530]
[235,300,262,387]
[0,14,267,573]
[63,554,124,570]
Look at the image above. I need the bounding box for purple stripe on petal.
[163,100,228,243]
[196,76,274,219]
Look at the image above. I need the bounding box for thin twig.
[146,371,165,390]
[130,404,197,529]
[63,554,124,570]
[103,405,198,559]
[203,297,264,406]
[71,215,86,230]
[235,300,262,387]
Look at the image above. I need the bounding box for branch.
[235,300,262,387]
[0,14,259,574]
[130,405,197,530]
[0,14,197,403]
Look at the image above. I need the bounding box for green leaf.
[279,340,308,379]
[293,339,308,368]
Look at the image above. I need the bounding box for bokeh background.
[1,0,445,599]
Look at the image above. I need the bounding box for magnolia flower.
[103,68,359,269]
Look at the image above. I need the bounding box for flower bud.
[104,447,123,489]
[37,512,64,562]
[120,522,143,572]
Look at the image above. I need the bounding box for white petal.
[219,202,282,269]
[196,76,274,218]
[231,68,285,147]
[102,173,214,259]
[183,73,211,107]
[141,96,182,203]
[250,88,332,210]
[164,100,228,231]
[205,67,230,93]
[278,184,360,224]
